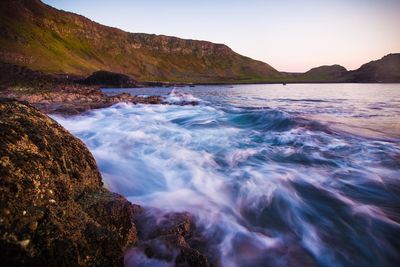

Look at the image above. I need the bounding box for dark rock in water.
[81,71,140,88]
[135,211,193,240]
[127,235,209,267]
[126,209,211,267]
[0,99,138,266]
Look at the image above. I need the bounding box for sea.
[52,84,400,267]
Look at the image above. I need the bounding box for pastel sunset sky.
[43,0,400,72]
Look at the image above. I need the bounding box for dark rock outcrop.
[80,71,140,88]
[0,62,164,115]
[126,209,211,267]
[0,62,56,89]
[0,99,138,266]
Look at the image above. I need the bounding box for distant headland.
[0,0,399,86]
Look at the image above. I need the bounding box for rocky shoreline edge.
[1,86,164,115]
[0,99,213,266]
[0,62,199,115]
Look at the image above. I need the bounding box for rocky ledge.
[0,100,210,266]
[0,62,200,114]
[0,86,163,115]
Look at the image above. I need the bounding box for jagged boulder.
[0,99,138,266]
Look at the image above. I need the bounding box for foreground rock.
[0,100,210,266]
[0,99,138,266]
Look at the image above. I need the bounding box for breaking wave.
[53,86,400,267]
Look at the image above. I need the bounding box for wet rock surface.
[0,100,211,266]
[0,86,163,115]
[0,99,138,266]
[127,209,212,267]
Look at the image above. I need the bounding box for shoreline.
[1,61,399,116]
[0,99,213,266]
[143,80,400,86]
[0,86,165,115]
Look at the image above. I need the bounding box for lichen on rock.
[0,99,138,266]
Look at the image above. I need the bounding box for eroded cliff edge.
[0,99,210,266]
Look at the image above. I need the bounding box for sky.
[42,0,400,72]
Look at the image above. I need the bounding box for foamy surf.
[165,88,201,104]
[53,84,400,267]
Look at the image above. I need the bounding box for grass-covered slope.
[296,65,349,83]
[281,54,400,83]
[0,0,281,83]
[348,53,400,83]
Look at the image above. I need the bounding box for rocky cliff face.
[0,0,280,83]
[0,99,211,266]
[129,34,233,57]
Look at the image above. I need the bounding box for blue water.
[53,84,400,267]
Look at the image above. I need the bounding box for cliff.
[0,0,281,83]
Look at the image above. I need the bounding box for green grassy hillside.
[286,65,349,83]
[0,0,282,83]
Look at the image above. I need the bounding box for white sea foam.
[52,98,400,267]
[165,88,201,104]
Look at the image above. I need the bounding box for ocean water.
[53,84,400,267]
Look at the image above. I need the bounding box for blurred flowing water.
[53,84,400,267]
